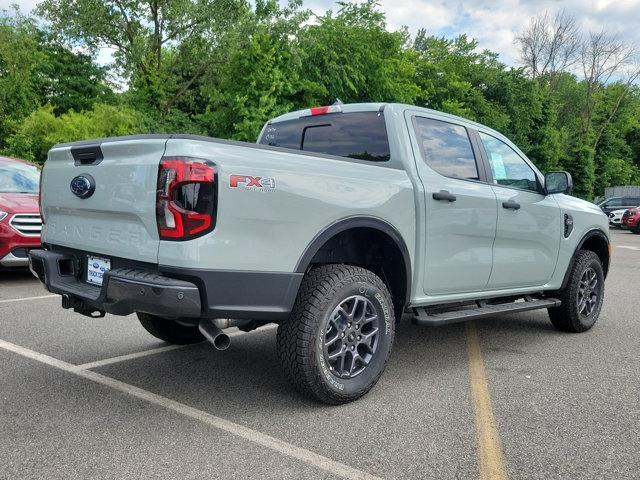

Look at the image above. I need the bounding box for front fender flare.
[560,228,610,290]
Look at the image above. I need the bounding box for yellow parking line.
[465,321,507,480]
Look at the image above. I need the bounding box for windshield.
[0,161,40,193]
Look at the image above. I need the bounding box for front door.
[409,113,498,295]
[477,131,562,289]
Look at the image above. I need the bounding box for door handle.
[432,190,457,202]
[502,200,521,210]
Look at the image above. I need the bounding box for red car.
[0,156,42,268]
[622,207,640,234]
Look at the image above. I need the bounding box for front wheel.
[277,264,395,404]
[548,250,605,332]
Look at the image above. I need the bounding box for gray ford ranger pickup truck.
[29,103,610,404]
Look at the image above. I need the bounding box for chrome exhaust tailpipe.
[198,319,231,351]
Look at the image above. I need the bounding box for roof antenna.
[332,98,344,105]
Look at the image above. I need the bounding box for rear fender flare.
[294,216,412,307]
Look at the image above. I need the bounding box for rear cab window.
[259,111,391,162]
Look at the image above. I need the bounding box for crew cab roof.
[269,102,504,136]
[266,102,519,158]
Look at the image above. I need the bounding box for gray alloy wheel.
[323,295,381,379]
[576,267,600,318]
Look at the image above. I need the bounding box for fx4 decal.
[229,175,276,191]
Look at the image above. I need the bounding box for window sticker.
[490,152,507,180]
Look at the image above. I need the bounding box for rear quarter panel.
[158,138,416,273]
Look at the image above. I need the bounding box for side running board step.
[412,297,561,327]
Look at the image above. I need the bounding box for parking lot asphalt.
[1,229,638,479]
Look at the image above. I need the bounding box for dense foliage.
[1,0,638,199]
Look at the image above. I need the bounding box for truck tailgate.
[41,137,169,263]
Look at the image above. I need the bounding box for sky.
[2,0,639,67]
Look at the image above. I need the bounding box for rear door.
[41,137,168,263]
[406,112,498,295]
[476,131,561,289]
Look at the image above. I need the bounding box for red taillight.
[156,157,217,241]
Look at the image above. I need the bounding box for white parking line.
[617,245,640,251]
[0,337,378,480]
[73,343,195,370]
[74,325,278,370]
[0,294,57,304]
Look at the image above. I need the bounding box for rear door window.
[259,111,390,162]
[413,117,479,179]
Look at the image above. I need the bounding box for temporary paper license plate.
[86,255,111,286]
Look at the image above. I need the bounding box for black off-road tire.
[548,250,605,333]
[137,312,204,344]
[277,264,395,405]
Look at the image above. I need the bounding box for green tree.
[297,0,419,104]
[36,0,248,112]
[0,12,42,147]
[3,104,146,163]
[33,34,115,114]
[196,0,319,140]
[0,9,115,148]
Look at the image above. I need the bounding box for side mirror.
[545,171,573,195]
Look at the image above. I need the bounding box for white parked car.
[608,209,628,228]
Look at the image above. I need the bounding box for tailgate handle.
[71,145,104,166]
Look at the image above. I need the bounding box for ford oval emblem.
[70,174,95,199]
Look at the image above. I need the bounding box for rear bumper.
[28,247,303,320]
[29,249,201,317]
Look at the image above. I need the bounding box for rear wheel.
[548,250,604,333]
[137,312,204,344]
[277,264,395,404]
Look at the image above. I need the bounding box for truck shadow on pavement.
[0,268,35,283]
[98,312,565,413]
